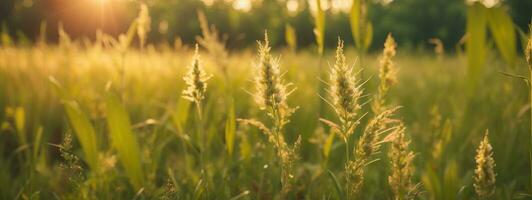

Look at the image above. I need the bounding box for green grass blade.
[14,106,26,146]
[487,7,516,67]
[49,76,100,172]
[350,0,361,47]
[466,3,488,90]
[285,23,297,52]
[323,130,335,159]
[225,102,236,156]
[105,92,144,189]
[313,0,325,55]
[172,98,191,135]
[327,170,344,200]
[64,101,100,172]
[33,126,43,160]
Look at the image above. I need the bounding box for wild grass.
[0,22,530,199]
[474,130,496,200]
[238,32,301,196]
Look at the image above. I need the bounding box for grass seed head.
[137,3,151,48]
[254,31,296,125]
[356,107,398,160]
[474,130,496,200]
[346,107,399,198]
[182,44,211,104]
[388,123,417,200]
[373,33,397,113]
[328,38,363,141]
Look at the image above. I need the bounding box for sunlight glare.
[286,0,299,15]
[95,0,109,5]
[233,0,252,12]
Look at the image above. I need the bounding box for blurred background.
[0,0,530,51]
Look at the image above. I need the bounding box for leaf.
[421,166,442,199]
[117,19,138,51]
[443,161,459,200]
[105,92,144,189]
[285,23,297,52]
[239,133,251,160]
[364,22,373,50]
[14,106,26,145]
[323,129,335,158]
[516,24,531,54]
[1,23,12,46]
[487,7,516,67]
[49,77,100,172]
[48,76,67,99]
[313,0,325,55]
[64,101,100,172]
[350,0,372,52]
[225,101,236,155]
[466,3,488,90]
[327,170,344,200]
[172,98,191,135]
[33,126,43,160]
[350,0,361,46]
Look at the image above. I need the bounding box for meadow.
[1,1,532,200]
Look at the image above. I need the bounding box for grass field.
[0,32,531,199]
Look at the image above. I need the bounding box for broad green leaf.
[350,0,361,46]
[105,92,144,189]
[466,3,488,90]
[49,76,100,172]
[487,7,516,67]
[225,102,236,155]
[285,23,297,51]
[64,101,100,172]
[350,0,372,52]
[313,0,325,55]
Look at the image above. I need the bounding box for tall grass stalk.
[136,3,150,50]
[181,44,212,194]
[320,38,363,199]
[238,32,300,195]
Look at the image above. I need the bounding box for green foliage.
[172,97,191,136]
[350,0,373,53]
[466,3,488,90]
[487,7,517,67]
[225,101,236,156]
[50,77,100,172]
[105,92,144,190]
[312,0,325,55]
[63,102,100,173]
[285,23,297,52]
